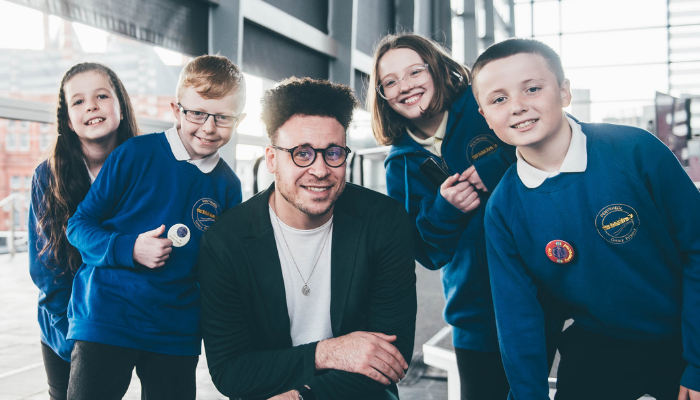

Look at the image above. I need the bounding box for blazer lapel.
[330,205,364,336]
[244,185,292,346]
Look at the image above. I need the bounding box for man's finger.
[370,358,401,383]
[362,366,391,385]
[374,340,408,370]
[372,348,406,380]
[366,332,396,342]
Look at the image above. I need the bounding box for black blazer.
[199,183,417,400]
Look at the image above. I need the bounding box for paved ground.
[0,252,658,400]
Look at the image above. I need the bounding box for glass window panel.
[0,0,191,126]
[495,0,512,25]
[561,0,666,34]
[566,64,669,104]
[532,1,560,36]
[11,176,21,189]
[515,3,533,38]
[6,132,17,150]
[19,133,29,151]
[24,176,31,188]
[236,144,269,201]
[560,28,668,68]
[670,14,700,26]
[589,100,656,127]
[452,15,465,64]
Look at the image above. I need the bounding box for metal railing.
[0,193,28,258]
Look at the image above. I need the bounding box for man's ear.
[560,79,572,108]
[265,145,276,174]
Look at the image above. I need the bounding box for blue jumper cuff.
[114,233,138,268]
[681,364,700,392]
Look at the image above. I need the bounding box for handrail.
[348,146,390,186]
[0,193,25,258]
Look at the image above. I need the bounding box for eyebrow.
[380,63,426,81]
[68,87,112,101]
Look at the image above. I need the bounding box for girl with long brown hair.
[28,62,139,400]
[370,33,516,399]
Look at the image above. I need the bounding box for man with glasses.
[198,77,417,400]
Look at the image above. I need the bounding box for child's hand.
[462,166,488,192]
[440,173,481,213]
[133,225,173,268]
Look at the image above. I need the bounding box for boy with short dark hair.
[65,54,246,399]
[472,38,700,400]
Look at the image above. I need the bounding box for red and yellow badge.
[545,240,574,264]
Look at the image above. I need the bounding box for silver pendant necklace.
[272,205,332,296]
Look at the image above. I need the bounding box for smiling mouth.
[512,119,538,129]
[401,93,422,104]
[303,185,331,193]
[86,118,105,125]
[196,136,218,144]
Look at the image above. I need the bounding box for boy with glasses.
[65,55,245,399]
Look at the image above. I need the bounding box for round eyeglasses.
[272,144,352,168]
[376,63,430,100]
[177,103,240,128]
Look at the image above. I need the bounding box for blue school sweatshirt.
[384,87,516,351]
[28,160,76,362]
[485,121,700,399]
[66,133,242,356]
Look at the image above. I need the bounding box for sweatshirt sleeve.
[634,134,700,392]
[485,195,551,400]
[28,166,74,362]
[385,154,459,270]
[66,149,138,268]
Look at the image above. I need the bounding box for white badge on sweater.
[168,224,191,247]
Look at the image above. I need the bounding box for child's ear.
[560,79,572,108]
[478,108,492,129]
[170,101,182,126]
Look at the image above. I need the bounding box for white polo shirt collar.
[165,125,220,173]
[516,115,587,189]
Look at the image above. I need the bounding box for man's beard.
[276,175,345,218]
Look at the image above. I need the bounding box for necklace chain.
[272,206,332,296]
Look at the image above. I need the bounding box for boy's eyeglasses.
[271,144,352,168]
[376,63,430,100]
[177,103,240,128]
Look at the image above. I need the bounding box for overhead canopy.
[7,0,209,56]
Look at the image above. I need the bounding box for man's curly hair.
[261,77,358,143]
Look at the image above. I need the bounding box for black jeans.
[554,324,686,400]
[41,341,71,400]
[455,348,510,400]
[67,340,199,400]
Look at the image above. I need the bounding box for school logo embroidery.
[192,198,221,231]
[595,204,639,244]
[467,135,499,165]
[545,240,574,264]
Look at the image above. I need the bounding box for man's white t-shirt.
[269,206,334,346]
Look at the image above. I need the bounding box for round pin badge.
[545,240,574,264]
[168,223,190,247]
